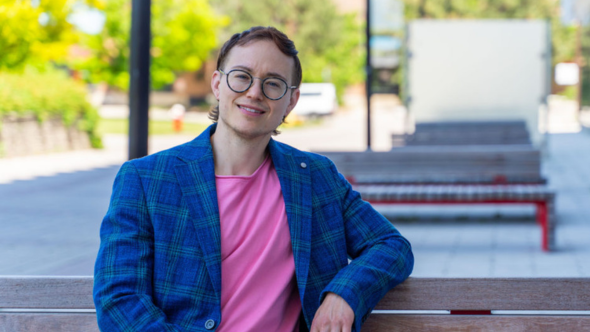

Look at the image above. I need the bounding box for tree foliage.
[212,0,364,103]
[73,0,228,91]
[0,0,85,71]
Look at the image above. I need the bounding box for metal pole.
[366,0,372,151]
[576,21,583,113]
[128,0,151,160]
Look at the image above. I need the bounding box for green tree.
[73,0,228,91]
[212,0,364,103]
[0,0,85,71]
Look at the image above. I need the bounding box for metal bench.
[357,184,555,251]
[2,277,588,331]
[317,149,556,251]
[393,120,532,146]
[364,278,590,331]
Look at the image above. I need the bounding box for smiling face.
[211,40,300,141]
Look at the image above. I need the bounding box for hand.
[310,292,354,332]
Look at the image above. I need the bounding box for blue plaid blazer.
[94,124,413,332]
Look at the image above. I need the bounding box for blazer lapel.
[174,126,222,300]
[269,139,312,306]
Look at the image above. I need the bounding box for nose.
[245,78,265,100]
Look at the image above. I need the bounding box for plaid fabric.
[94,124,413,332]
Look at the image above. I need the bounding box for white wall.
[406,20,550,145]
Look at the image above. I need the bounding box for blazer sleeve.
[319,159,414,332]
[93,161,186,332]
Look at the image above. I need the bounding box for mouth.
[238,104,266,115]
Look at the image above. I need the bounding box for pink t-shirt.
[215,156,301,332]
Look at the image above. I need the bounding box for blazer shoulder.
[125,139,208,175]
[272,140,333,165]
[126,124,215,171]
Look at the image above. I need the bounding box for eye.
[235,74,250,80]
[265,79,282,88]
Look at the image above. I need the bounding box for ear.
[284,87,300,118]
[211,70,222,100]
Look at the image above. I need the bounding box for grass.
[97,114,324,136]
[97,118,209,135]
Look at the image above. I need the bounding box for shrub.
[0,68,102,148]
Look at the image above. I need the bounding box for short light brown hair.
[209,26,302,134]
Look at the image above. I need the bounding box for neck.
[210,123,271,176]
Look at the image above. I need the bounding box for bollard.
[169,104,186,133]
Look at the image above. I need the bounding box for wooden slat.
[414,120,528,128]
[0,277,94,309]
[401,120,532,146]
[356,185,555,202]
[363,315,590,332]
[0,313,99,332]
[376,278,590,311]
[317,147,544,184]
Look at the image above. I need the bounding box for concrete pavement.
[1,95,589,277]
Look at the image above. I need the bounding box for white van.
[293,83,337,116]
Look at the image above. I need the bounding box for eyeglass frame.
[219,69,297,101]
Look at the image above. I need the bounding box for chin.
[232,124,274,140]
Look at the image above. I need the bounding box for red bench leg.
[537,202,549,252]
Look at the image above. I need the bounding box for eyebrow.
[230,65,289,82]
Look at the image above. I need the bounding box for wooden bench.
[363,278,590,331]
[321,146,545,185]
[317,149,556,251]
[392,120,532,146]
[0,276,98,331]
[2,277,588,331]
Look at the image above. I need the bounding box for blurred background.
[1,0,590,278]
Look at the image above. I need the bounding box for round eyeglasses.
[219,69,297,100]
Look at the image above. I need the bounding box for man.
[94,26,413,332]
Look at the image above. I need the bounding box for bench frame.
[357,183,556,251]
[368,198,553,251]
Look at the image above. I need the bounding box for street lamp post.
[366,0,372,151]
[128,0,151,160]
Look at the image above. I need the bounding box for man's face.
[211,40,300,140]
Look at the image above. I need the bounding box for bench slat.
[375,278,590,311]
[316,147,545,185]
[0,313,99,331]
[356,185,555,202]
[398,120,533,147]
[363,315,590,331]
[0,277,94,309]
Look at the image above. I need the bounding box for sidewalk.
[1,97,589,277]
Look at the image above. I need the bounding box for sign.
[555,62,580,85]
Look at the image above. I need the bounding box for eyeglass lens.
[227,70,288,100]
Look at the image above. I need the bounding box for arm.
[93,162,186,332]
[317,160,414,332]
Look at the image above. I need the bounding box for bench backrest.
[0,276,98,331]
[1,277,588,331]
[317,146,544,184]
[401,120,532,146]
[363,278,590,331]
